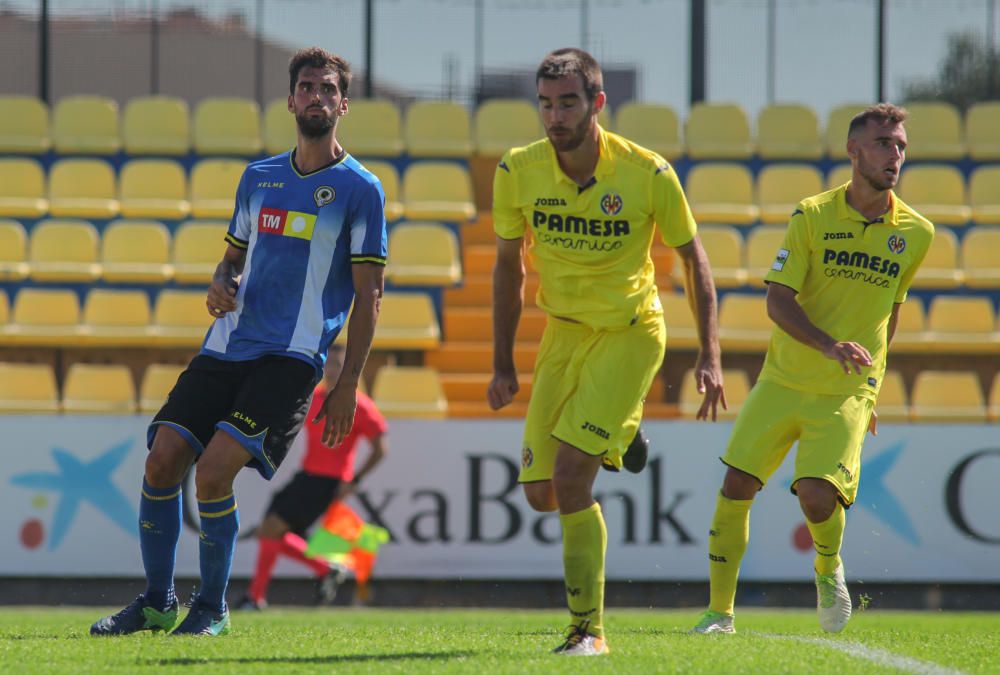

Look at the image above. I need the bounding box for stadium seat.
[0,158,48,218]
[51,95,121,155]
[193,97,262,156]
[0,95,50,153]
[902,102,965,160]
[372,365,447,418]
[362,160,403,221]
[118,159,190,220]
[122,95,190,156]
[474,99,540,156]
[969,166,1000,225]
[965,101,1000,161]
[756,104,822,159]
[909,227,961,289]
[263,98,297,156]
[338,99,404,157]
[28,219,101,282]
[896,165,970,226]
[385,222,461,286]
[924,296,997,353]
[757,164,824,224]
[679,368,749,420]
[3,288,81,346]
[612,102,682,159]
[173,220,227,284]
[48,158,120,219]
[62,363,137,414]
[744,225,787,287]
[101,220,174,284]
[660,290,699,349]
[684,163,759,225]
[876,370,909,422]
[373,292,440,350]
[685,103,753,159]
[80,289,153,346]
[696,226,746,288]
[0,290,7,324]
[826,163,853,190]
[718,293,771,350]
[0,362,59,413]
[0,220,28,281]
[910,370,986,422]
[824,103,867,159]
[961,228,1000,288]
[405,101,473,158]
[891,298,926,352]
[190,159,246,219]
[139,363,184,413]
[989,373,1000,423]
[402,162,476,222]
[151,290,214,346]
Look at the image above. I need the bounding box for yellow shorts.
[519,312,666,483]
[722,379,874,506]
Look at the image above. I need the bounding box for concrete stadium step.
[426,341,539,374]
[463,245,496,275]
[441,372,534,401]
[642,402,680,419]
[461,215,495,245]
[444,275,540,308]
[444,307,548,342]
[446,400,530,418]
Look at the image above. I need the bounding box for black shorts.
[148,354,319,480]
[267,471,341,536]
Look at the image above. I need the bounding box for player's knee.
[721,466,761,500]
[257,513,288,539]
[796,479,838,522]
[193,455,238,501]
[523,482,557,512]
[145,432,192,487]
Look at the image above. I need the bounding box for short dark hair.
[289,47,351,97]
[536,48,603,102]
[848,102,908,137]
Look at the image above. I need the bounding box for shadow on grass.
[142,651,474,666]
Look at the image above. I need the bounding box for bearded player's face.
[289,66,348,139]
[537,74,595,153]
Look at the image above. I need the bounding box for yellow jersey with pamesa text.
[492,127,697,329]
[760,183,934,400]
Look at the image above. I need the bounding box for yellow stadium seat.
[685,163,759,225]
[28,219,101,282]
[122,95,190,156]
[193,97,261,156]
[190,159,245,219]
[139,363,184,413]
[685,103,753,159]
[62,363,137,414]
[897,165,970,226]
[966,101,1000,161]
[612,102,682,160]
[825,103,867,159]
[385,222,461,286]
[697,226,746,288]
[745,225,787,287]
[871,369,908,421]
[3,288,81,346]
[402,162,476,222]
[339,99,404,157]
[80,289,153,346]
[756,104,822,159]
[0,362,59,413]
[910,227,961,289]
[173,220,227,284]
[0,95,50,153]
[989,373,1000,423]
[405,101,473,158]
[891,299,926,352]
[660,290,698,349]
[101,220,173,284]
[924,296,997,354]
[263,98,297,156]
[0,158,48,218]
[119,159,190,220]
[911,370,985,422]
[903,102,965,160]
[48,159,120,219]
[598,105,612,131]
[372,365,447,418]
[962,228,1000,288]
[362,160,403,221]
[151,290,213,347]
[969,166,1000,225]
[0,220,28,281]
[373,292,440,350]
[0,290,7,325]
[474,99,540,156]
[757,164,824,224]
[679,368,749,420]
[52,95,121,155]
[826,163,853,190]
[718,292,771,350]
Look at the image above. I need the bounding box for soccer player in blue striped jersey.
[91,46,387,637]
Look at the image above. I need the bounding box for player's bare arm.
[488,236,526,410]
[336,433,387,500]
[675,236,726,421]
[206,244,246,317]
[868,302,903,437]
[766,282,872,374]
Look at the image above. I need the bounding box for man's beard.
[858,158,895,192]
[296,109,335,139]
[546,106,592,152]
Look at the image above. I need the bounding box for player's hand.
[334,480,356,501]
[693,353,727,421]
[822,340,872,375]
[868,409,878,436]
[487,369,519,410]
[314,383,357,447]
[206,276,238,318]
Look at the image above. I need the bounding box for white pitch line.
[755,633,965,675]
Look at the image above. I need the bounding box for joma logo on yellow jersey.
[532,211,630,237]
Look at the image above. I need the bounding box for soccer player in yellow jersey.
[691,103,933,636]
[489,48,726,656]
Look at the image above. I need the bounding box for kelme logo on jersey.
[258,207,317,241]
[600,192,623,216]
[313,185,336,208]
[887,234,906,254]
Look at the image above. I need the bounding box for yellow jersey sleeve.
[652,162,697,248]
[764,207,811,292]
[492,155,525,240]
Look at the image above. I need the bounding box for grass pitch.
[0,606,996,674]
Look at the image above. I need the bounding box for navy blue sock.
[197,493,239,613]
[139,478,181,610]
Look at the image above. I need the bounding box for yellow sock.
[806,503,845,575]
[708,492,752,616]
[560,502,607,637]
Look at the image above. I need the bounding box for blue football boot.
[90,594,178,636]
[170,596,231,637]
